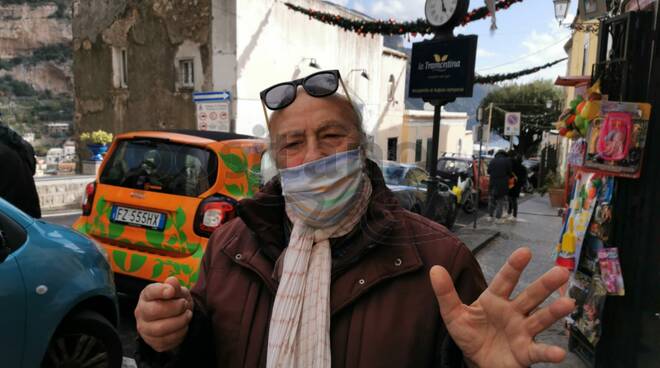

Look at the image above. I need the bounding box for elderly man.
[135,70,574,368]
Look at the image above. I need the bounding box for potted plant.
[80,130,113,161]
[539,172,566,208]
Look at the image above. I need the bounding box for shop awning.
[554,76,591,87]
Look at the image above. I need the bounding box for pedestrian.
[134,70,574,368]
[0,123,41,218]
[487,150,512,223]
[507,152,528,222]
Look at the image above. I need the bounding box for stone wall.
[73,0,212,142]
[35,176,94,212]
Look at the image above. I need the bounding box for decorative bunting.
[284,0,524,36]
[475,58,568,85]
[569,22,600,33]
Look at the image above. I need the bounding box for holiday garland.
[475,58,568,84]
[284,0,524,36]
[570,22,600,33]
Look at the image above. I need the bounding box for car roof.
[0,197,35,228]
[381,160,420,169]
[162,129,254,141]
[115,130,257,145]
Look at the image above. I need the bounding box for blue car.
[0,198,122,367]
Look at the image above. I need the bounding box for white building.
[74,0,408,145]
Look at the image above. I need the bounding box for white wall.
[228,0,387,137]
[402,109,471,163]
[371,48,407,160]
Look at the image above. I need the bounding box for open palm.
[430,248,575,367]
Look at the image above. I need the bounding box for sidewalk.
[474,194,586,368]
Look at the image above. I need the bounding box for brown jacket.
[138,161,486,368]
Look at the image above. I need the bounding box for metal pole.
[474,125,483,229]
[425,103,442,217]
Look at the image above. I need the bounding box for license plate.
[111,206,166,231]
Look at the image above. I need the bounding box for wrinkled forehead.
[267,88,359,130]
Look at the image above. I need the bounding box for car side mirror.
[0,231,8,263]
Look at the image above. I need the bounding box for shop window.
[415,139,423,162]
[112,47,128,88]
[387,137,398,161]
[179,59,195,89]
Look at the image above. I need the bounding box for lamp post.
[553,0,570,25]
[347,69,370,80]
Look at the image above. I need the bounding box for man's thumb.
[430,266,462,324]
[162,276,183,299]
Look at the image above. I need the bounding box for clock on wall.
[425,0,470,29]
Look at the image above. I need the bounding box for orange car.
[73,130,266,291]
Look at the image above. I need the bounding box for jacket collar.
[234,159,424,314]
[237,159,400,259]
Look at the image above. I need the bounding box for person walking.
[487,150,512,223]
[0,123,41,218]
[507,152,528,222]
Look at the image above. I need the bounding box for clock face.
[425,0,460,27]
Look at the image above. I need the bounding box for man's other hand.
[430,247,575,368]
[135,276,194,352]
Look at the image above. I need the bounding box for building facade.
[72,0,407,151]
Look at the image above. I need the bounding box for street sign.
[408,35,478,99]
[504,112,521,136]
[194,91,231,132]
[192,91,231,102]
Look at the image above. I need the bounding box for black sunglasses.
[260,70,352,113]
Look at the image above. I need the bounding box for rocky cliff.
[0,1,72,95]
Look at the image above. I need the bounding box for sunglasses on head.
[259,70,352,121]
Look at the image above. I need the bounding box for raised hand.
[135,276,194,352]
[430,248,575,367]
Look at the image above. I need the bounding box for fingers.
[528,342,567,364]
[526,297,575,336]
[488,248,532,298]
[163,276,184,299]
[143,325,190,353]
[514,266,570,314]
[137,308,193,340]
[430,266,464,325]
[141,277,188,302]
[136,297,191,322]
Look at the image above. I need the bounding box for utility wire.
[477,36,571,73]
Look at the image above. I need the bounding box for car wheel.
[462,192,477,214]
[42,310,123,368]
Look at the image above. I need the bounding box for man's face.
[268,90,362,169]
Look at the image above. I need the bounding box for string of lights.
[284,0,525,36]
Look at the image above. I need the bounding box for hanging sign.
[504,112,521,136]
[193,91,231,132]
[408,35,478,99]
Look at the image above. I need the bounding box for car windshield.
[99,139,217,197]
[437,159,470,172]
[382,164,406,186]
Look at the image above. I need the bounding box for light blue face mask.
[279,149,365,228]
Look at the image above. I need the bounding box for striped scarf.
[267,150,372,368]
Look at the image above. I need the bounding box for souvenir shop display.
[583,101,652,178]
[568,139,587,166]
[562,173,622,352]
[598,248,625,296]
[555,172,605,270]
[556,89,602,140]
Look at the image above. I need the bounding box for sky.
[325,0,579,83]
